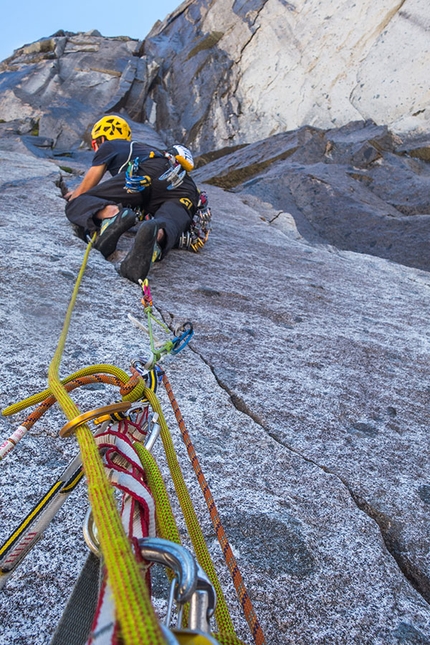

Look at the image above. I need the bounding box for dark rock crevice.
[237,22,261,60]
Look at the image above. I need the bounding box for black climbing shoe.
[120,220,159,283]
[94,208,136,258]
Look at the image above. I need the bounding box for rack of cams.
[0,254,265,645]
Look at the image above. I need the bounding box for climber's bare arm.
[64,164,107,201]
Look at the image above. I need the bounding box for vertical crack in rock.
[237,23,262,60]
[267,210,284,224]
[188,345,430,607]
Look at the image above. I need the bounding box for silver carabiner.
[139,537,217,633]
[189,562,216,632]
[139,537,198,606]
[158,163,186,189]
[145,412,160,452]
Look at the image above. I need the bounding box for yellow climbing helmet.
[91,115,132,141]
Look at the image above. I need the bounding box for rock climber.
[64,114,200,283]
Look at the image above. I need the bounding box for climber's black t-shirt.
[92,140,157,176]
[91,139,199,211]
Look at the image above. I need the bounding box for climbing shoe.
[120,220,159,284]
[94,208,136,258]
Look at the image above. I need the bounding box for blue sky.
[0,0,183,63]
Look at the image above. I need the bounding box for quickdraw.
[0,236,265,645]
[128,278,194,369]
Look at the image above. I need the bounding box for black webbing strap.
[49,551,101,645]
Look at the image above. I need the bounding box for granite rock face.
[140,0,430,152]
[1,1,430,155]
[0,2,430,643]
[0,150,430,645]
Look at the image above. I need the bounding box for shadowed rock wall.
[192,120,430,272]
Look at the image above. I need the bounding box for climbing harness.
[132,192,212,253]
[0,236,265,645]
[122,141,211,252]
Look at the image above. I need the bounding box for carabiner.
[171,322,194,355]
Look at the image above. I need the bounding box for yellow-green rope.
[134,444,250,643]
[47,239,166,645]
[3,364,144,417]
[143,387,238,640]
[135,443,193,629]
[134,443,182,545]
